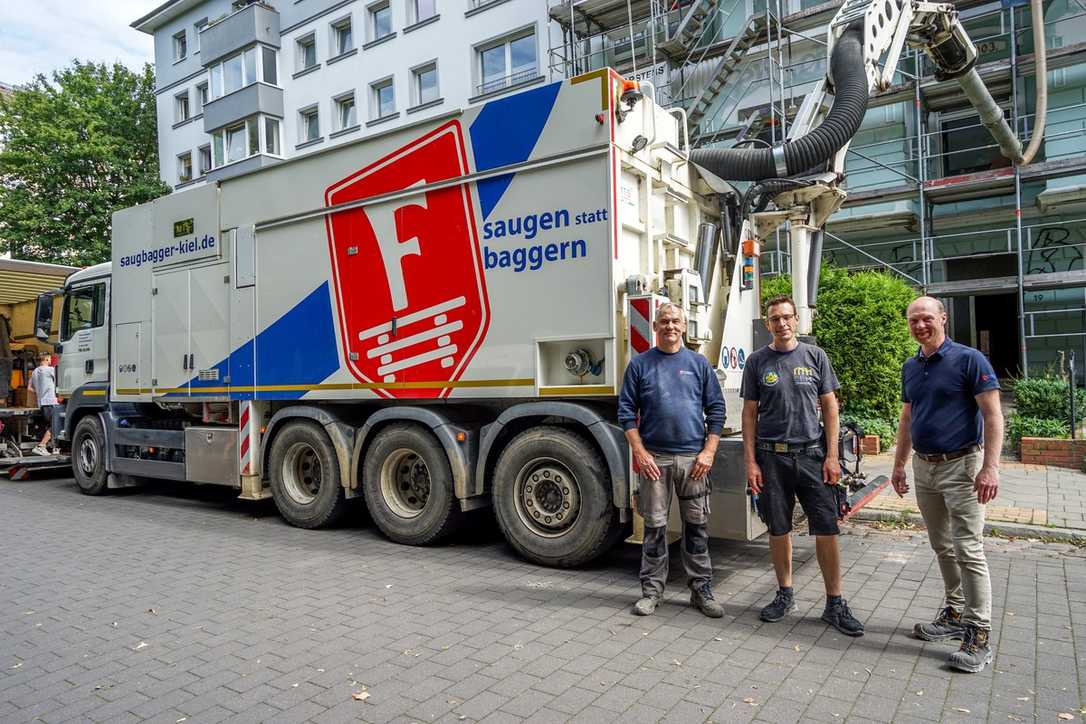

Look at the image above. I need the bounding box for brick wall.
[1020,437,1086,469]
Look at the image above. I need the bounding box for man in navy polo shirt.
[891,295,1003,673]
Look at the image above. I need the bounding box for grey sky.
[0,1,161,87]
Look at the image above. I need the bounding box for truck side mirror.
[34,292,57,342]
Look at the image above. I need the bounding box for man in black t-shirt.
[741,295,864,637]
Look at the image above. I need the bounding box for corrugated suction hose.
[690,23,869,181]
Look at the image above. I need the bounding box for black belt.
[756,439,823,455]
[915,445,982,463]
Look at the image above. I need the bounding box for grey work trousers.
[636,452,712,597]
[913,451,992,629]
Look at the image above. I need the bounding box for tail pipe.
[689,23,869,181]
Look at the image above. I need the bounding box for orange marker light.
[455,432,466,442]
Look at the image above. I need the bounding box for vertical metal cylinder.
[694,222,720,293]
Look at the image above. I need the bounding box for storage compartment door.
[188,261,231,390]
[151,268,190,394]
[114,322,143,396]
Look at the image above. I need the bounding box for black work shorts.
[756,445,840,536]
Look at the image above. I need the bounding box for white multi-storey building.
[133,0,557,189]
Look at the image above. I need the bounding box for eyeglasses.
[767,314,796,324]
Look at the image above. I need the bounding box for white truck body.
[52,71,772,566]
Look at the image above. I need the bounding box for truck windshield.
[61,283,105,341]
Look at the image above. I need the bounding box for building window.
[209,46,259,100]
[412,63,438,106]
[265,118,281,155]
[177,152,193,183]
[297,33,317,70]
[195,82,208,114]
[410,0,436,24]
[300,106,320,142]
[262,46,278,84]
[371,78,395,119]
[173,30,187,61]
[476,30,536,95]
[370,2,392,40]
[331,17,354,56]
[335,92,358,130]
[175,90,190,123]
[198,144,212,175]
[194,18,208,53]
[941,113,1012,177]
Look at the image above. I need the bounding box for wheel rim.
[78,435,99,477]
[380,448,431,518]
[512,457,581,538]
[281,442,323,505]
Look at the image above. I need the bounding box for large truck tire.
[492,426,619,568]
[362,423,463,545]
[268,421,347,529]
[72,416,108,496]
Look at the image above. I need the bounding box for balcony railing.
[476,68,537,96]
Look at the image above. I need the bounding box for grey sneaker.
[913,606,965,641]
[632,595,660,616]
[821,598,865,637]
[690,582,724,618]
[759,589,796,623]
[947,625,992,673]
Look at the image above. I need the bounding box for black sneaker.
[759,589,796,623]
[821,598,865,637]
[947,625,993,673]
[913,606,965,641]
[690,581,724,618]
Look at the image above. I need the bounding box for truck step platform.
[1,455,72,481]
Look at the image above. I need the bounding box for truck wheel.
[362,423,462,545]
[268,421,347,529]
[492,426,619,568]
[72,416,108,496]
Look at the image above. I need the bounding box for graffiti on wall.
[1026,227,1083,275]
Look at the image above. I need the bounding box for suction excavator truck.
[37,0,1043,567]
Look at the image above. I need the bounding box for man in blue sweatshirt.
[618,302,726,617]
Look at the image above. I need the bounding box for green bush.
[842,415,896,443]
[1005,413,1069,450]
[1010,375,1085,422]
[762,265,917,422]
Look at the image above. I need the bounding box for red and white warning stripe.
[628,297,652,356]
[239,401,254,475]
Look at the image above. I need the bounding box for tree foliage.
[762,265,917,422]
[0,61,168,265]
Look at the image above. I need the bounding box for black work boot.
[947,625,993,673]
[759,588,796,623]
[913,606,965,641]
[821,596,865,637]
[690,581,724,618]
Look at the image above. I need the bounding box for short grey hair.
[655,302,686,322]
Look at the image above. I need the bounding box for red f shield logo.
[325,121,489,398]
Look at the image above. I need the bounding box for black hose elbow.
[690,24,870,182]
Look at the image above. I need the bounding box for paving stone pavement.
[2,475,1085,723]
[862,453,1086,530]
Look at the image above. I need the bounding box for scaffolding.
[548,0,1086,378]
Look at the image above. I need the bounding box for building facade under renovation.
[549,0,1085,380]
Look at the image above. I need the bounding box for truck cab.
[35,262,111,441]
